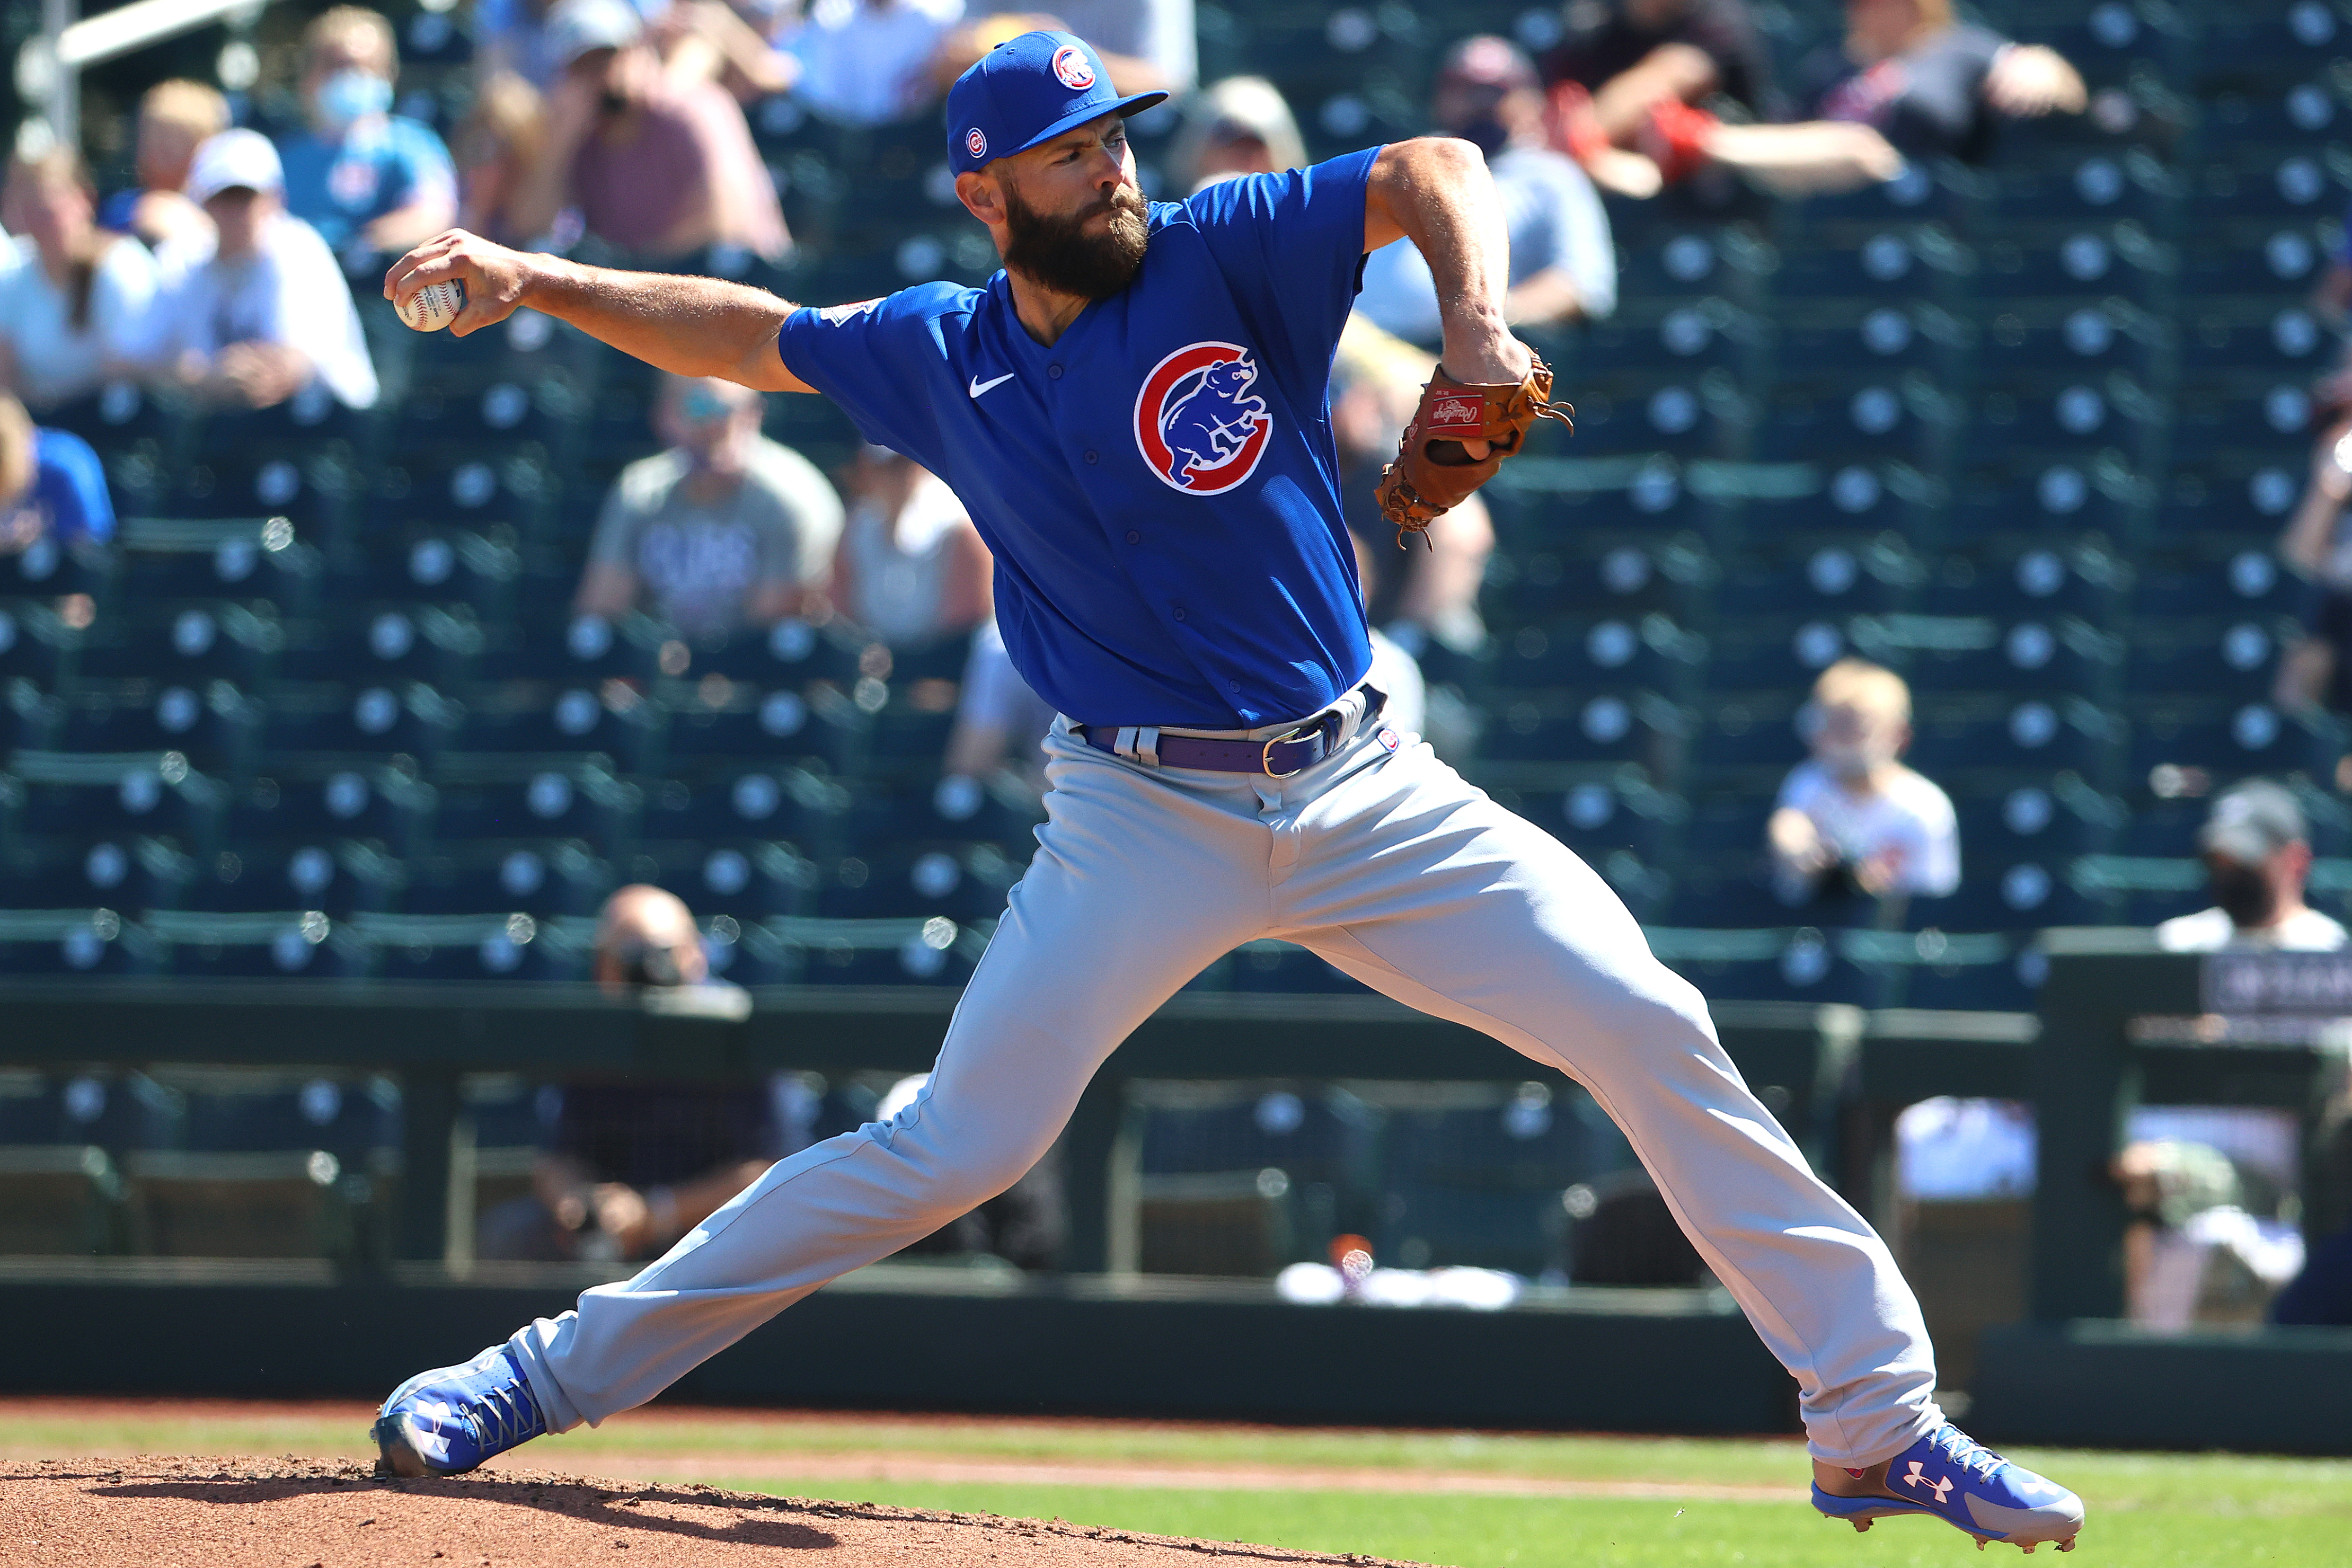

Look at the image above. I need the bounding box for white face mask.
[1817,735,1897,779]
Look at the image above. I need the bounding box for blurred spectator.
[576,374,844,645]
[1801,0,2086,163]
[509,0,789,260]
[1357,36,1613,344]
[134,130,379,411]
[97,79,228,250]
[655,0,801,100]
[940,618,1058,802]
[2153,779,2348,952]
[1168,76,1304,193]
[2274,418,2352,719]
[276,6,459,264]
[830,445,993,649]
[480,884,772,1263]
[1767,658,1959,908]
[478,0,636,88]
[0,393,114,556]
[1542,0,1775,193]
[0,147,159,407]
[943,1,1196,95]
[789,0,965,127]
[1332,315,1493,656]
[454,71,550,244]
[2115,1137,2304,1330]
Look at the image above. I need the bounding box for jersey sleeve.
[1179,148,1381,393]
[775,285,966,472]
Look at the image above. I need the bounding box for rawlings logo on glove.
[1375,350,1573,547]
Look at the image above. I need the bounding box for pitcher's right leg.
[377,745,1267,1472]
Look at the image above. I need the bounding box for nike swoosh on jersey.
[968,373,1016,398]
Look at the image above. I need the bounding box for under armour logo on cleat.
[1903,1461,1954,1504]
[407,1401,454,1461]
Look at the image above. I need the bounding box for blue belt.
[1078,689,1384,778]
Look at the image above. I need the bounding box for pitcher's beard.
[1002,181,1150,300]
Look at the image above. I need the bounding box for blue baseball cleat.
[1812,1422,2084,1552]
[373,1345,548,1477]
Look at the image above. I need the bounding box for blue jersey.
[778,149,1380,728]
[18,428,113,546]
[277,117,457,255]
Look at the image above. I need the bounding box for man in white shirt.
[789,0,965,127]
[1355,34,1616,346]
[1769,657,1959,907]
[138,129,378,410]
[2154,779,2349,952]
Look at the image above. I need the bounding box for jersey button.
[1048,364,1064,379]
[1125,529,1140,544]
[1084,450,1099,464]
[1172,607,1188,622]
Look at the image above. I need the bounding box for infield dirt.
[0,1457,1430,1567]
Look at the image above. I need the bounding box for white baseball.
[399,279,466,332]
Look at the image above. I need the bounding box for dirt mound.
[0,1457,1430,1567]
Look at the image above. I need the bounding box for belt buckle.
[1259,717,1323,779]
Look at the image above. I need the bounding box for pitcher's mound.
[3,1457,1428,1567]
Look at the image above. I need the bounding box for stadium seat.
[0,1144,125,1253]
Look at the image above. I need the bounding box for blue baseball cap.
[946,30,1166,176]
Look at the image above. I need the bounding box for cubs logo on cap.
[1051,44,1095,89]
[944,29,1168,176]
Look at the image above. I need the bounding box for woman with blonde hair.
[0,144,160,407]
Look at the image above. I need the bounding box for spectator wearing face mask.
[276,6,459,266]
[508,0,789,260]
[132,130,379,411]
[97,78,229,250]
[2154,781,2348,953]
[1767,658,1959,908]
[576,375,844,646]
[1355,35,1614,347]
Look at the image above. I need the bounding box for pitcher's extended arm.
[386,228,814,393]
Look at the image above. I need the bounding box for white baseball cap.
[545,0,644,67]
[185,128,284,203]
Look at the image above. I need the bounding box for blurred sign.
[2202,953,2352,1014]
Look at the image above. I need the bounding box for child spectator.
[1356,36,1614,344]
[0,147,159,407]
[97,79,229,249]
[829,445,993,650]
[574,376,844,645]
[0,393,113,556]
[276,6,459,264]
[789,0,965,127]
[135,130,379,411]
[509,0,789,260]
[1767,658,1959,907]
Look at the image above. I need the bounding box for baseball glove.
[1375,354,1573,546]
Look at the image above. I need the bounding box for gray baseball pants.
[508,699,1942,1466]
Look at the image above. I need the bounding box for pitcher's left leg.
[1279,740,1932,1462]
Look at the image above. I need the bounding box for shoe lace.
[463,1376,544,1454]
[1933,1425,2005,1484]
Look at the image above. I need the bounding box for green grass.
[9,1402,2350,1567]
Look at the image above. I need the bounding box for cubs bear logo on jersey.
[1050,44,1095,90]
[1133,342,1273,495]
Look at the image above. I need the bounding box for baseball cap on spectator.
[1435,34,1540,93]
[2200,779,2307,863]
[947,30,1166,176]
[185,128,284,202]
[546,0,644,68]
